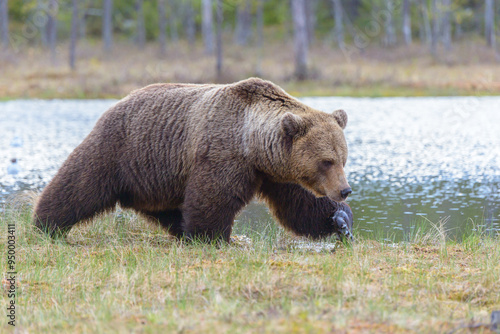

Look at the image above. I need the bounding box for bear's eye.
[321,160,334,169]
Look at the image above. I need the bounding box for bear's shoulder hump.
[230,78,296,107]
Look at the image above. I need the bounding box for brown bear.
[33,78,353,242]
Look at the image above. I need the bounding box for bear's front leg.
[182,163,258,243]
[258,179,354,239]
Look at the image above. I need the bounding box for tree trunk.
[234,0,252,45]
[344,0,360,19]
[184,0,195,46]
[38,0,48,47]
[257,0,264,49]
[420,0,432,45]
[384,0,397,46]
[215,0,223,79]
[454,18,462,40]
[47,0,58,63]
[441,0,451,50]
[430,0,438,56]
[103,0,113,51]
[305,0,316,45]
[69,0,78,70]
[255,0,264,76]
[332,0,344,48]
[418,13,425,42]
[291,0,308,80]
[135,0,145,48]
[158,0,166,54]
[202,0,214,55]
[1,0,9,48]
[485,0,496,48]
[79,10,88,40]
[403,0,412,45]
[168,0,178,43]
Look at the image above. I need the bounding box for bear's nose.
[340,187,352,200]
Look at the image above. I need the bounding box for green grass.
[1,198,499,333]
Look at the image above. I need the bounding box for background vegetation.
[0,0,499,98]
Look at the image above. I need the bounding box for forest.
[0,0,499,98]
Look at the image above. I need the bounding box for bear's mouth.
[304,185,327,198]
[312,189,327,197]
[299,179,347,202]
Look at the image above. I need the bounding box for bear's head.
[282,109,351,203]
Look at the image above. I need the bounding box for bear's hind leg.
[34,184,118,237]
[33,155,118,237]
[140,209,184,239]
[34,187,117,237]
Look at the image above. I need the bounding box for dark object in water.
[7,158,20,175]
[492,311,500,332]
[446,310,500,333]
[331,206,354,240]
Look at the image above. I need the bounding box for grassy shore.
[1,40,500,99]
[1,197,499,333]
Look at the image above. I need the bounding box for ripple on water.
[1,97,500,239]
[0,100,117,199]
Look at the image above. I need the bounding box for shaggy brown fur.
[33,78,353,242]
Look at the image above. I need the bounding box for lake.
[1,97,499,240]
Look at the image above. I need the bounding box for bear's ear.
[332,109,348,129]
[281,112,308,138]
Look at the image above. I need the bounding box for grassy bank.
[1,40,499,100]
[1,198,499,333]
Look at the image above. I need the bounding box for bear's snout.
[340,187,352,200]
[320,166,351,202]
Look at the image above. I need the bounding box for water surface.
[1,97,499,239]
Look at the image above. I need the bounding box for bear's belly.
[117,188,184,211]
